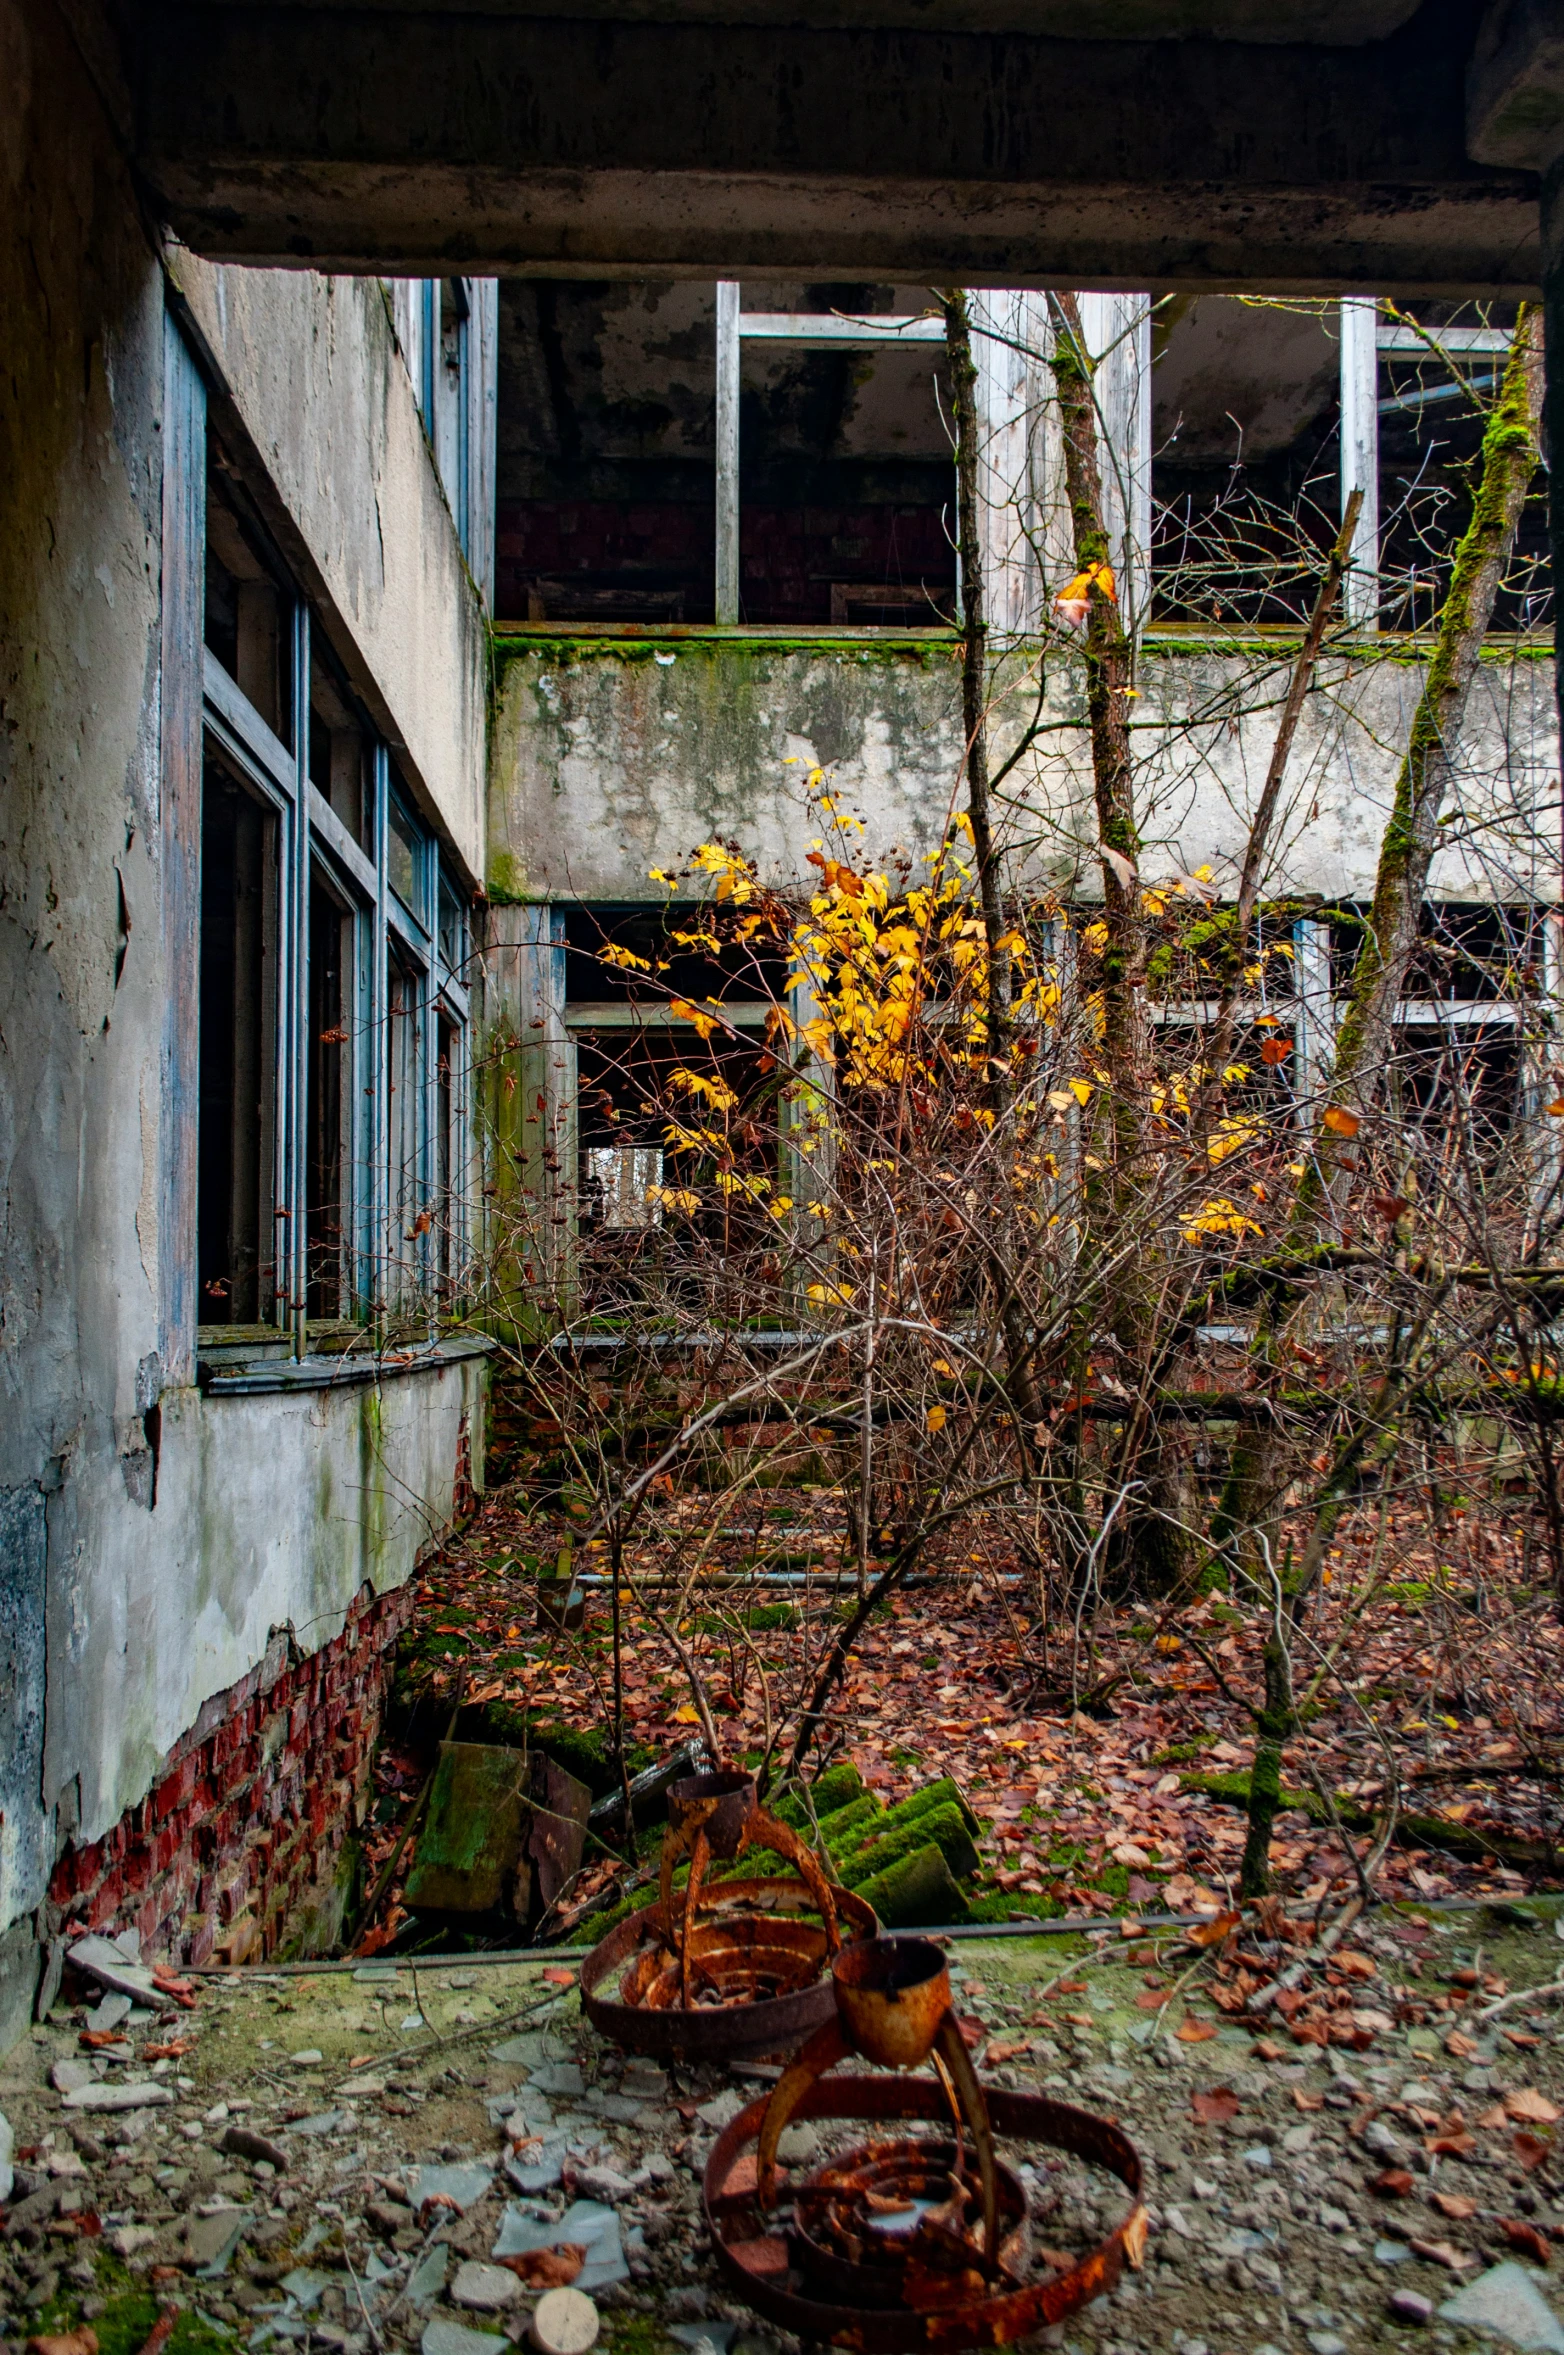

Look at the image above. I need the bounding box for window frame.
[198,470,473,1353]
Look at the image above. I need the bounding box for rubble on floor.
[5,1905,1564,2355]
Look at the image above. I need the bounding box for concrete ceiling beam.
[124,0,1540,289]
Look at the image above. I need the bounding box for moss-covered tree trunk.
[1211,307,1546,1576]
[943,290,1010,1073]
[1046,291,1190,1597]
[1239,1616,1297,1898]
[1305,307,1545,1218]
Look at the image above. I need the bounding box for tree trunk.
[1239,1618,1297,1898]
[1047,291,1189,1596]
[1307,306,1545,1217]
[943,290,1009,1073]
[1211,306,1546,1577]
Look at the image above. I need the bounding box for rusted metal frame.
[705,2078,1147,2352]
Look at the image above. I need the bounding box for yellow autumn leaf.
[1068,1077,1093,1107]
[926,1404,948,1433]
[672,1704,702,1725]
[1323,1105,1361,1137]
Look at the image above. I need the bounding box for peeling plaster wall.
[0,0,487,2032]
[487,635,1561,905]
[50,1360,485,1871]
[170,254,488,881]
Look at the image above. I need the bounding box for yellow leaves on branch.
[1182,1196,1264,1244]
[1207,1117,1262,1166]
[925,1404,948,1433]
[1053,560,1117,628]
[647,1184,701,1216]
[1323,1105,1362,1138]
[669,1067,738,1113]
[806,1278,856,1307]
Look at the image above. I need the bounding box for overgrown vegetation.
[415,298,1563,1941]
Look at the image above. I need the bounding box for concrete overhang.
[103,0,1545,289]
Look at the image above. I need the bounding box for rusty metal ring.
[703,2075,1147,2351]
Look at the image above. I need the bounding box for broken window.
[494,282,956,626]
[198,757,279,1324]
[198,430,473,1350]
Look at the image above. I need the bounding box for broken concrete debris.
[6,1908,1564,2355]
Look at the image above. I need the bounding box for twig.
[1246,1894,1364,2015]
[1478,1967,1564,2023]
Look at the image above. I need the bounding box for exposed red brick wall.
[48,1581,417,1967]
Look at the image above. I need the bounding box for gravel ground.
[6,1904,1564,2355]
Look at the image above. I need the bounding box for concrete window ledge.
[198,1332,492,1396]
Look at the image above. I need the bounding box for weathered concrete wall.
[170,254,489,882]
[0,0,171,2007]
[50,1358,485,1875]
[0,0,486,2045]
[487,630,1561,904]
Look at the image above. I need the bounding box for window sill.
[198,1332,492,1397]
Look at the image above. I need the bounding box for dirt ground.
[8,1901,1564,2355]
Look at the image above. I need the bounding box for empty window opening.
[198,759,278,1324]
[309,642,372,852]
[495,281,956,626]
[205,450,295,739]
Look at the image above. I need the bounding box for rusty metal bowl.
[581,1879,878,2061]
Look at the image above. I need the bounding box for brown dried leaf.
[1408,2239,1474,2273]
[1507,2089,1562,2126]
[1175,2017,1219,2044]
[1513,2133,1553,2173]
[1372,2169,1414,2199]
[499,2246,586,2289]
[1191,2088,1241,2125]
[1502,2219,1552,2266]
[1430,2191,1478,2221]
[1185,1910,1241,1950]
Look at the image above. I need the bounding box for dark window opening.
[435,1019,458,1294]
[205,449,295,738]
[309,641,371,851]
[1327,903,1544,1003]
[1151,297,1342,627]
[306,878,352,1320]
[198,759,278,1324]
[563,903,788,1011]
[387,957,425,1306]
[495,281,956,627]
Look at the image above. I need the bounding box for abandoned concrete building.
[3,0,1564,2043]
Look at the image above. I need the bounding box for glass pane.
[198,758,279,1325]
[387,795,420,916]
[309,647,370,850]
[307,880,352,1320]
